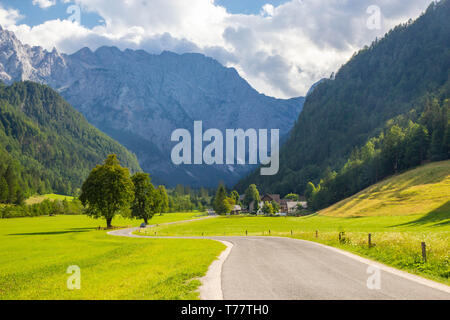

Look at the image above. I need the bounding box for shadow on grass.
[8,227,96,236]
[391,201,450,228]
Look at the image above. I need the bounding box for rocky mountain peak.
[0,26,305,187]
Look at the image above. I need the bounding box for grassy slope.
[319,161,450,217]
[25,194,75,205]
[143,162,449,284]
[0,213,224,300]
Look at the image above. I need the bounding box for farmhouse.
[231,205,242,215]
[241,193,308,214]
[261,194,281,203]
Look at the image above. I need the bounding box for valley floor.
[0,213,224,300]
[1,210,448,299]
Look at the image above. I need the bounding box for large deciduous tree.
[131,173,155,225]
[79,154,134,228]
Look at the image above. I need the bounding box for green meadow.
[0,213,224,300]
[25,194,76,205]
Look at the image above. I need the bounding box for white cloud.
[32,0,57,9]
[1,0,436,98]
[261,4,275,17]
[0,5,23,27]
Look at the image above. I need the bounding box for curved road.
[109,226,450,300]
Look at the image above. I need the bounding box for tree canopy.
[79,154,134,228]
[130,172,155,224]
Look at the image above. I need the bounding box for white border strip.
[199,240,233,300]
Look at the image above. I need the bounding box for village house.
[231,205,242,215]
[262,194,308,215]
[240,193,308,215]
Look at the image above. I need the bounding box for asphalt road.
[109,227,450,300]
[215,236,450,300]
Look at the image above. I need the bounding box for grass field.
[320,161,450,217]
[0,213,224,300]
[25,194,75,205]
[140,162,450,285]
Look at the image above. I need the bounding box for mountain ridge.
[236,0,450,195]
[0,27,305,187]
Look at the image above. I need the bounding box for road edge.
[198,240,233,300]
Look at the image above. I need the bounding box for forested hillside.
[236,0,450,198]
[307,99,449,209]
[0,81,141,203]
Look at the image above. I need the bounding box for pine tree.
[213,184,228,215]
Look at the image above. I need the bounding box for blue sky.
[216,0,290,14]
[0,0,434,98]
[0,0,103,28]
[1,0,290,27]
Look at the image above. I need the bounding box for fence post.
[315,230,318,238]
[246,230,248,236]
[269,230,271,236]
[421,242,427,263]
[291,230,293,236]
[368,233,372,248]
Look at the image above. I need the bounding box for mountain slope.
[236,0,450,195]
[0,26,304,187]
[318,160,450,220]
[0,81,141,198]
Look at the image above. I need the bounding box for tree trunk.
[144,217,148,225]
[106,217,112,229]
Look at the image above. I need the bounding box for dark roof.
[261,194,281,203]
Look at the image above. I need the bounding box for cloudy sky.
[0,0,435,98]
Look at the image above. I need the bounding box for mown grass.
[25,194,75,205]
[140,214,450,285]
[0,213,224,300]
[319,161,450,217]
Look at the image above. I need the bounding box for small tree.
[284,193,299,201]
[222,198,233,214]
[244,184,260,213]
[155,185,169,215]
[271,200,280,213]
[213,184,228,215]
[79,155,134,228]
[131,173,155,225]
[230,190,240,205]
[262,202,273,215]
[62,198,70,214]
